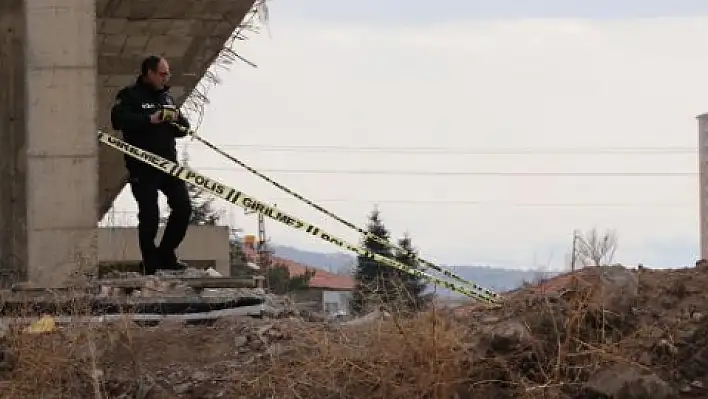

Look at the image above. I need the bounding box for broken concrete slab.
[585,363,675,399]
[0,304,271,328]
[338,310,391,327]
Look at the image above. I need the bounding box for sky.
[106,1,708,271]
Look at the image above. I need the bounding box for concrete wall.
[323,290,352,315]
[291,288,353,316]
[698,113,708,259]
[0,0,98,288]
[98,225,231,276]
[26,0,99,287]
[0,0,28,286]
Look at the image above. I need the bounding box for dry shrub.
[493,276,641,395]
[0,295,150,399]
[5,265,706,398]
[233,310,473,399]
[231,269,646,399]
[0,295,267,398]
[2,326,116,398]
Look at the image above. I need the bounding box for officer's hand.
[149,111,162,124]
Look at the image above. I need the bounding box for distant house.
[241,240,355,316]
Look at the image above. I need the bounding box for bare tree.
[573,228,619,267]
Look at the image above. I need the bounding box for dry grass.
[228,267,702,398]
[227,301,610,398]
[0,309,245,398]
[3,266,708,398]
[233,310,473,399]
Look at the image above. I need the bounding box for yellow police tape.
[169,123,500,301]
[97,131,499,303]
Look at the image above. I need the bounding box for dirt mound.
[231,265,708,398]
[3,265,708,398]
[0,315,309,398]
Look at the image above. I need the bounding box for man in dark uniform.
[110,55,193,274]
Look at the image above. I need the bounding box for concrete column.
[698,113,708,260]
[0,0,28,287]
[23,0,98,286]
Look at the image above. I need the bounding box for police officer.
[110,55,193,274]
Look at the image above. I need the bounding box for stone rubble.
[585,363,676,399]
[7,264,708,398]
[97,267,267,299]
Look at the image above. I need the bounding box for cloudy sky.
[109,0,708,271]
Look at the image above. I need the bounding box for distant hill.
[433,265,559,298]
[270,244,558,296]
[270,245,356,274]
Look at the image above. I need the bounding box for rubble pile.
[447,264,708,398]
[97,268,267,299]
[103,317,308,398]
[6,264,708,398]
[0,314,308,398]
[228,265,708,398]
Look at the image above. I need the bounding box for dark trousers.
[129,170,192,272]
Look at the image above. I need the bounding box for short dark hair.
[140,55,163,76]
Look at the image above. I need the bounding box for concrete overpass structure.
[0,0,262,287]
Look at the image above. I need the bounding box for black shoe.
[164,258,188,270]
[140,261,157,275]
[159,252,188,270]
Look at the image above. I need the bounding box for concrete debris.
[96,268,265,299]
[1,305,268,328]
[485,319,532,353]
[338,309,391,327]
[568,265,639,315]
[585,364,676,399]
[10,263,708,398]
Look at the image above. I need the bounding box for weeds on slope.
[230,270,652,399]
[233,309,474,398]
[3,266,698,398]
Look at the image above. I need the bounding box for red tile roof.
[242,245,355,290]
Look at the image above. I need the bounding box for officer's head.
[140,55,170,90]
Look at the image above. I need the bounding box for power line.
[102,199,692,208]
[186,144,697,155]
[267,199,693,207]
[192,167,700,177]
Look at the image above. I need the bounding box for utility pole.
[244,206,274,271]
[571,230,578,272]
[256,213,271,270]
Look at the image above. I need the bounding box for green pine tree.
[350,206,397,314]
[229,236,250,276]
[265,262,316,294]
[393,233,431,312]
[187,181,222,226]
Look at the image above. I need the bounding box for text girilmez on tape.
[168,123,499,300]
[98,131,499,303]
